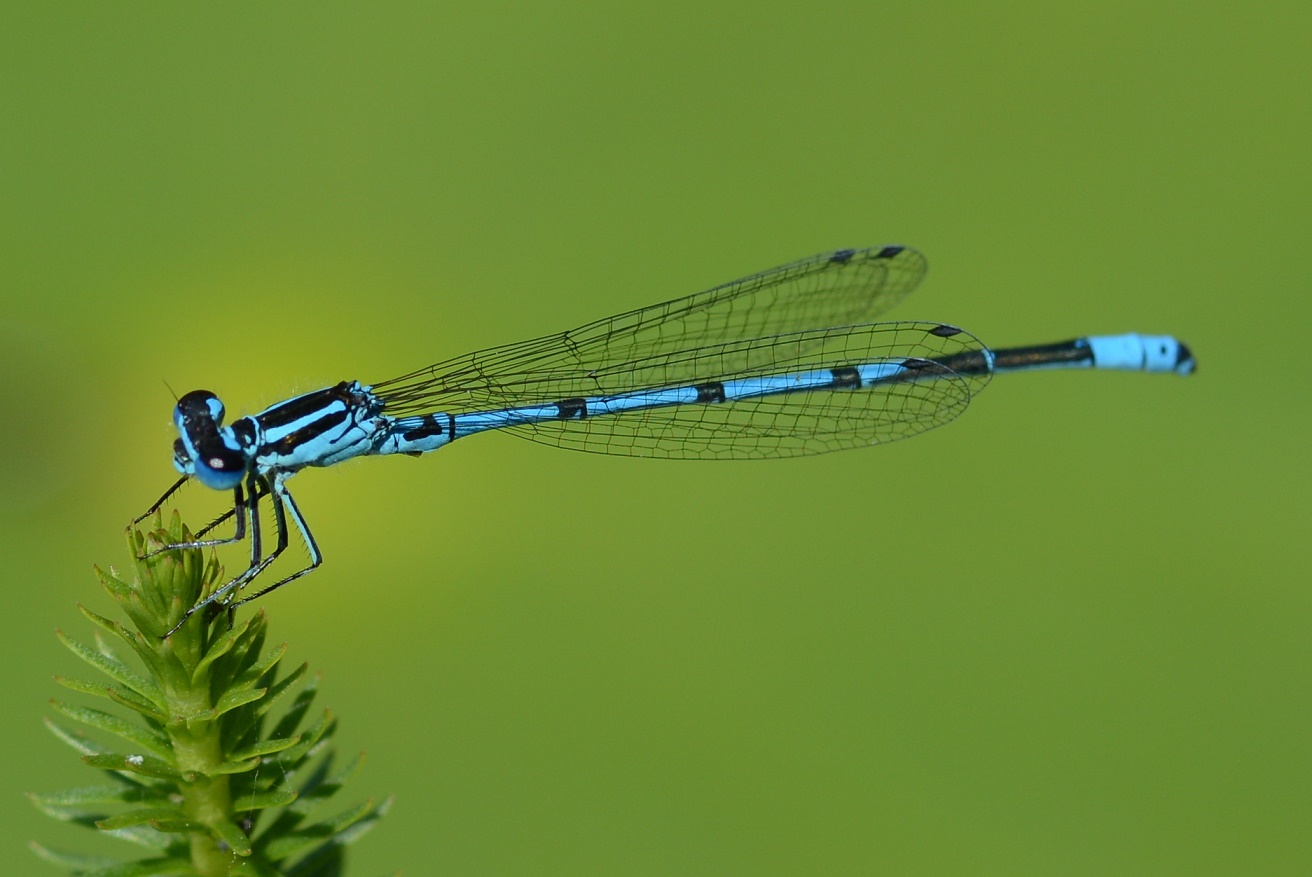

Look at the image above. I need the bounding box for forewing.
[372,246,928,414]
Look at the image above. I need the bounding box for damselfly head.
[174,390,225,430]
[171,390,248,490]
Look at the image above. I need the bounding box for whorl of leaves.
[30,513,393,877]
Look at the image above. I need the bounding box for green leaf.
[101,824,189,854]
[319,797,380,834]
[108,685,170,722]
[233,641,290,690]
[46,716,112,757]
[29,784,169,809]
[189,615,251,683]
[82,857,196,876]
[212,686,268,718]
[210,818,253,856]
[79,603,131,640]
[230,734,302,762]
[272,710,333,770]
[27,796,108,826]
[83,753,182,781]
[225,662,308,746]
[214,613,270,690]
[96,807,188,830]
[146,818,209,833]
[94,630,129,664]
[260,798,378,862]
[283,842,345,877]
[57,629,165,709]
[55,675,113,698]
[45,720,168,796]
[255,756,331,837]
[50,701,174,758]
[211,756,262,775]
[233,787,298,811]
[257,661,309,716]
[259,826,334,864]
[334,794,392,846]
[230,856,287,877]
[277,748,356,824]
[304,751,364,801]
[81,604,183,687]
[94,563,135,602]
[268,675,319,740]
[28,839,121,870]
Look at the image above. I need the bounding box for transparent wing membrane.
[494,321,990,458]
[373,246,929,414]
[369,247,982,457]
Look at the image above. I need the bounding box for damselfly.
[135,246,1195,633]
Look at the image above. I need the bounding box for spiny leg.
[132,474,249,559]
[226,479,323,610]
[137,479,253,560]
[131,475,188,528]
[195,477,271,540]
[245,471,264,580]
[163,471,288,636]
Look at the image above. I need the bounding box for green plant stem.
[136,526,241,874]
[170,694,234,875]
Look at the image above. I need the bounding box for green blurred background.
[2,2,1307,874]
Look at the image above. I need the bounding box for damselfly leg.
[131,476,251,558]
[157,473,323,636]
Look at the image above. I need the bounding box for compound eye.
[175,390,226,429]
[192,440,247,490]
[172,437,197,476]
[202,445,245,474]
